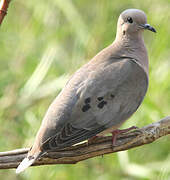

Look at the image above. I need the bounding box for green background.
[0,0,170,179]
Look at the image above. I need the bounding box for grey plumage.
[41,56,148,150]
[16,8,156,173]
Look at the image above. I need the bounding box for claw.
[111,126,138,147]
[87,136,98,145]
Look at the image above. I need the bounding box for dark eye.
[127,17,133,23]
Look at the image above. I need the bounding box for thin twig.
[0,116,169,170]
[0,0,11,25]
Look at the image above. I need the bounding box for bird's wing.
[41,58,148,151]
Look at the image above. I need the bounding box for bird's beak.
[140,24,156,33]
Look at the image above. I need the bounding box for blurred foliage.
[0,0,170,179]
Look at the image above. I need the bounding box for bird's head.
[117,9,156,38]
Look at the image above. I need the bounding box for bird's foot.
[87,135,103,145]
[111,126,138,147]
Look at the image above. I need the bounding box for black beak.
[141,24,156,33]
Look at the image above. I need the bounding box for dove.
[16,9,156,173]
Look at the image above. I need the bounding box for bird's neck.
[114,32,149,75]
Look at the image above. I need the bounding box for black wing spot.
[84,97,91,104]
[110,94,115,98]
[82,104,91,112]
[97,97,104,101]
[98,101,107,109]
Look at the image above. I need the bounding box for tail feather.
[16,152,41,174]
[16,157,36,174]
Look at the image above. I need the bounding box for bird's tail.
[16,152,41,174]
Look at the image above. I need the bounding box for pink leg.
[111,126,138,146]
[88,136,98,144]
[87,135,104,145]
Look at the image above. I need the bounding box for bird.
[16,8,156,173]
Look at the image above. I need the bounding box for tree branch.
[0,116,170,170]
[0,0,11,25]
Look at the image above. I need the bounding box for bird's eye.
[127,17,133,23]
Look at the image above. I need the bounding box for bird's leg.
[87,136,98,145]
[87,135,104,145]
[111,126,138,146]
[87,126,137,146]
